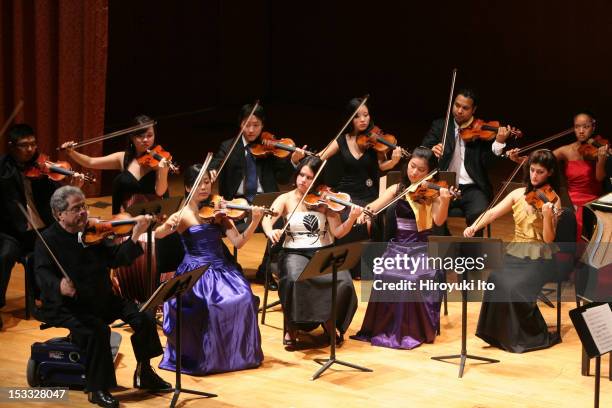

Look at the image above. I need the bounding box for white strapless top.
[283,211,333,249]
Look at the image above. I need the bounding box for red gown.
[565,160,602,241]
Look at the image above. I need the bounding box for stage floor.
[0,195,610,408]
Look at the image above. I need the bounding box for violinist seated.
[463,149,562,353]
[35,186,170,407]
[421,89,516,236]
[153,165,265,375]
[207,103,306,289]
[0,124,84,329]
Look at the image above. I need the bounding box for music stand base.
[431,353,499,378]
[312,357,373,380]
[169,388,217,408]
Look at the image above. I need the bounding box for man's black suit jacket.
[0,154,59,242]
[209,137,294,200]
[422,118,499,199]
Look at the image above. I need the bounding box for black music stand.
[140,265,217,407]
[570,302,612,408]
[127,196,183,298]
[253,192,283,324]
[428,236,504,378]
[297,242,373,380]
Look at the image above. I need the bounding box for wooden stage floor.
[0,196,610,408]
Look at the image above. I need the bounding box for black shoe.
[267,279,278,291]
[88,390,118,408]
[133,362,172,391]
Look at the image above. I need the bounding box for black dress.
[476,198,559,353]
[335,135,380,206]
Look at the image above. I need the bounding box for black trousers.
[0,232,34,308]
[56,297,163,392]
[434,184,489,237]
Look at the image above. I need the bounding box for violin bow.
[57,120,157,151]
[212,100,260,182]
[317,94,370,159]
[439,69,458,164]
[373,169,439,216]
[15,201,71,281]
[173,152,214,229]
[470,158,526,232]
[279,95,371,236]
[0,100,24,148]
[504,127,574,158]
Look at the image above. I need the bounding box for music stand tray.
[297,242,373,380]
[140,265,217,407]
[428,236,504,378]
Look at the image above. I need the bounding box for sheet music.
[597,192,612,204]
[582,304,612,355]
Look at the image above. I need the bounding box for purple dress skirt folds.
[159,223,263,375]
[355,200,442,349]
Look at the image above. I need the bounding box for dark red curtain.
[1,0,108,195]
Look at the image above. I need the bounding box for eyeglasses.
[64,203,88,214]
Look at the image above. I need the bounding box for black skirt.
[279,247,358,333]
[476,254,558,353]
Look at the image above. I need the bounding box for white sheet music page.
[582,304,612,355]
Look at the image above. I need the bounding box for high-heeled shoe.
[322,323,344,347]
[283,329,298,346]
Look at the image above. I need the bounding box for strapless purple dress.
[159,223,263,375]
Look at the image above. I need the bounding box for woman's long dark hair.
[292,155,324,190]
[124,114,154,169]
[522,149,560,194]
[346,97,374,135]
[398,146,437,192]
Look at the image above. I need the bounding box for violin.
[24,153,96,183]
[408,180,461,204]
[198,194,277,221]
[577,135,610,160]
[137,145,180,173]
[524,184,561,216]
[356,126,411,158]
[304,185,375,217]
[460,119,523,142]
[82,213,159,245]
[250,132,315,158]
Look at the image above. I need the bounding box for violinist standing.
[62,115,171,304]
[154,165,264,375]
[0,124,83,329]
[62,114,171,215]
[422,89,514,236]
[319,97,403,206]
[464,150,562,353]
[543,111,606,241]
[208,104,305,289]
[35,186,170,407]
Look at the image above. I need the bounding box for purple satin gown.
[355,200,442,349]
[159,223,263,375]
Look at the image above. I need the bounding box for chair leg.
[233,245,238,261]
[24,264,31,320]
[556,281,561,336]
[261,264,270,325]
[443,269,448,316]
[486,224,491,238]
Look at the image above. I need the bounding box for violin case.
[26,330,121,388]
